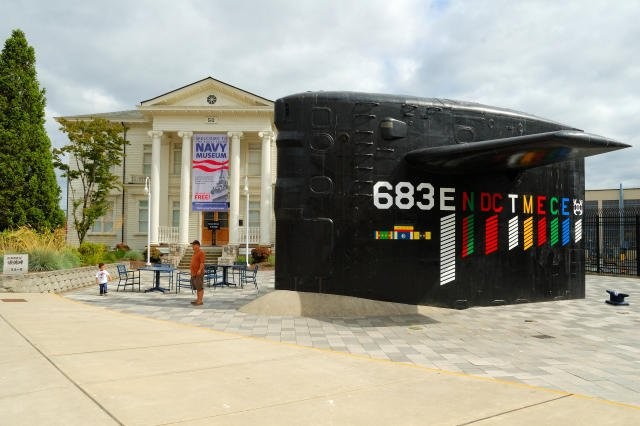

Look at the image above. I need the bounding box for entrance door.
[202,211,229,246]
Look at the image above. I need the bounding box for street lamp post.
[144,177,151,266]
[244,176,250,267]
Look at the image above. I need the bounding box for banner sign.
[192,133,229,211]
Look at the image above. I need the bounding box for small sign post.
[206,221,221,246]
[3,254,28,274]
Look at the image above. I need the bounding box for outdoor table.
[215,264,237,287]
[139,264,174,293]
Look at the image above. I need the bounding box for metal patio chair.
[230,261,245,286]
[116,264,141,292]
[241,265,259,290]
[204,264,220,288]
[175,271,194,294]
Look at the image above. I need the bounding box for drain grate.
[532,334,554,339]
[1,298,27,302]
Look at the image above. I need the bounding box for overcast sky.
[2,0,639,190]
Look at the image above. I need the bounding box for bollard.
[605,289,629,306]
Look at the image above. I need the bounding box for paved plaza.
[64,271,640,408]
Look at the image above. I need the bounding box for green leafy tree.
[0,29,65,231]
[53,118,128,245]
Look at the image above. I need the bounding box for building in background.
[57,77,276,251]
[585,187,640,212]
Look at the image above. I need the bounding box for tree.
[53,118,128,245]
[0,29,65,231]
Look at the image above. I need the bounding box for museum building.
[57,77,276,252]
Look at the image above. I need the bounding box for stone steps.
[177,247,223,270]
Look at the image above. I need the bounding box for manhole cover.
[1,298,27,302]
[532,334,554,339]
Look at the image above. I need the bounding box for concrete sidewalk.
[1,292,639,425]
[66,272,640,406]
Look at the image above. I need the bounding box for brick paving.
[64,271,640,407]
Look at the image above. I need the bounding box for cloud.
[1,0,638,190]
[403,1,640,187]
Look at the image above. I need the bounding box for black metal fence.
[583,208,640,276]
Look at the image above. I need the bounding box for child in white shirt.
[96,263,112,295]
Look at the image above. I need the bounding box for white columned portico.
[177,131,193,246]
[147,130,163,245]
[258,131,273,245]
[227,131,243,244]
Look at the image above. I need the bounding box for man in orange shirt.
[190,240,206,306]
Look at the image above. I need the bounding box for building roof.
[55,109,147,123]
[139,76,273,107]
[56,77,274,124]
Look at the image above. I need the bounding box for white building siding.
[59,77,276,251]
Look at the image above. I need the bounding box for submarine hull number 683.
[373,181,455,211]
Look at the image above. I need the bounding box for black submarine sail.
[274,92,629,308]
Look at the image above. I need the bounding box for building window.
[249,200,260,227]
[139,200,148,233]
[172,145,181,176]
[91,201,114,233]
[172,201,180,228]
[247,144,261,176]
[142,144,151,177]
[601,199,640,213]
[584,200,598,212]
[624,199,640,213]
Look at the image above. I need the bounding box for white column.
[258,131,273,245]
[177,131,193,246]
[147,130,163,245]
[227,131,243,245]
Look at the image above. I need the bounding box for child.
[96,263,112,295]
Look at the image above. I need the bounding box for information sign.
[3,254,28,274]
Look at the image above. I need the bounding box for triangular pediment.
[139,77,273,109]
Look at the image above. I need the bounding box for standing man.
[190,240,205,306]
